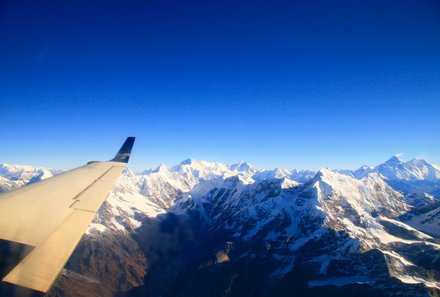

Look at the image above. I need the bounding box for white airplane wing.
[0,137,135,293]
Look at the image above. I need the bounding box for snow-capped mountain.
[353,156,440,182]
[253,168,316,183]
[0,163,40,181]
[87,159,259,235]
[176,167,440,291]
[348,157,440,197]
[0,175,19,193]
[183,168,410,243]
[2,158,440,297]
[0,163,60,192]
[352,165,373,179]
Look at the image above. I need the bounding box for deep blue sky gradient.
[1,0,439,171]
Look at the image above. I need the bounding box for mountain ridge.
[1,157,440,296]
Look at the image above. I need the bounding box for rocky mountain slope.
[1,157,440,297]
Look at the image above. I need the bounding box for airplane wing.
[0,137,135,293]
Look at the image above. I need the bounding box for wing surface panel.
[2,210,95,293]
[73,164,124,212]
[0,162,114,245]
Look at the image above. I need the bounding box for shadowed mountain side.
[387,180,440,197]
[113,212,434,297]
[48,231,146,297]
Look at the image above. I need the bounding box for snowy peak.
[280,177,299,189]
[253,168,292,180]
[28,168,53,184]
[253,168,316,184]
[312,167,344,184]
[175,158,230,174]
[0,163,59,182]
[0,163,40,181]
[311,168,408,220]
[273,168,292,177]
[0,163,61,193]
[179,158,196,166]
[352,165,373,179]
[229,161,256,174]
[291,169,316,182]
[172,159,230,176]
[404,158,440,180]
[384,155,404,165]
[153,164,169,174]
[313,167,333,179]
[373,157,406,180]
[353,156,440,182]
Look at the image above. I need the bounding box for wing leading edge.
[0,137,135,293]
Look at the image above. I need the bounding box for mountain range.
[1,156,440,297]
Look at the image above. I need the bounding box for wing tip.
[111,137,135,163]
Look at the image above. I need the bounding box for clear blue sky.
[1,0,439,171]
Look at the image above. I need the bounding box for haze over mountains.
[1,156,440,297]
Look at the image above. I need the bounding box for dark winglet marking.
[111,137,135,163]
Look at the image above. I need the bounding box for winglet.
[111,137,135,163]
